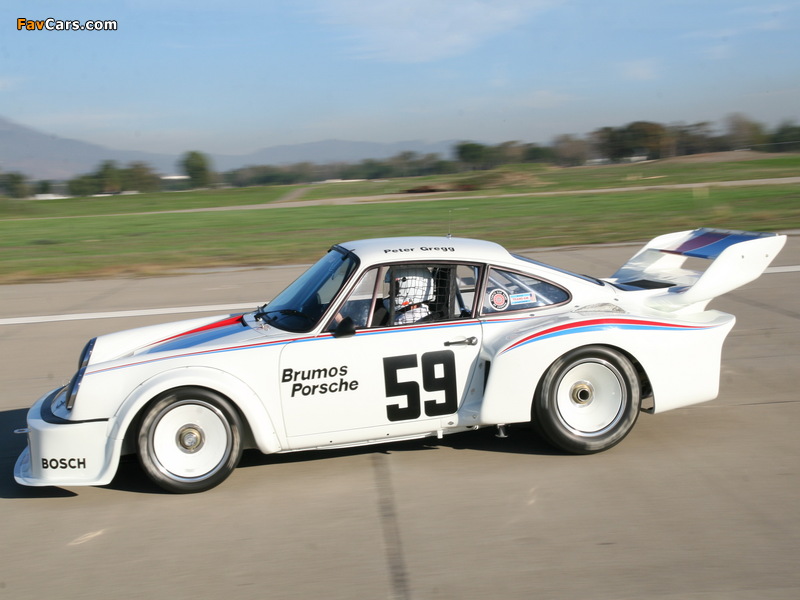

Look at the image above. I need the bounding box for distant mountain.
[211,139,458,171]
[0,116,458,180]
[0,117,178,180]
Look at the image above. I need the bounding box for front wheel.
[532,346,641,454]
[137,387,243,493]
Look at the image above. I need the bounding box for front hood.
[86,313,274,366]
[135,314,255,356]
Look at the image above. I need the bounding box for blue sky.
[2,0,799,155]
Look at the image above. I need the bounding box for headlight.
[78,337,96,369]
[65,338,96,410]
[65,367,86,410]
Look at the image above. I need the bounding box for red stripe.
[88,332,306,375]
[153,314,243,346]
[504,317,707,352]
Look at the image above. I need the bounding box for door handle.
[444,336,478,347]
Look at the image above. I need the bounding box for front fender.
[109,366,282,454]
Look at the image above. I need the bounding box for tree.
[591,122,668,161]
[725,113,766,150]
[1,171,30,198]
[97,160,122,194]
[673,122,717,155]
[67,174,101,197]
[180,151,212,188]
[390,151,419,177]
[522,143,553,163]
[552,134,589,166]
[121,161,161,192]
[590,126,624,161]
[623,121,667,159]
[768,120,800,152]
[491,141,526,166]
[455,142,488,169]
[352,159,394,180]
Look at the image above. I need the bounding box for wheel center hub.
[177,425,204,453]
[570,381,594,406]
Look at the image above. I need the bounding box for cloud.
[731,2,800,19]
[619,60,657,81]
[686,2,798,42]
[0,77,22,92]
[704,44,733,60]
[513,89,574,109]
[683,3,798,62]
[306,0,562,63]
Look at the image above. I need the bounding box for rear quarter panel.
[478,311,736,424]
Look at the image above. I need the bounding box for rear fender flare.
[531,343,651,411]
[482,328,651,424]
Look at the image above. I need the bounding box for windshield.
[257,247,358,332]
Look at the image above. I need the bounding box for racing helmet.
[390,266,434,311]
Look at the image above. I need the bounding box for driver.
[387,266,434,325]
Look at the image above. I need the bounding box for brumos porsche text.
[282,365,359,397]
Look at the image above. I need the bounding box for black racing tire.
[532,346,641,454]
[137,387,243,493]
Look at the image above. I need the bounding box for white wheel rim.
[150,400,232,481]
[555,359,625,436]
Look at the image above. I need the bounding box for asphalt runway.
[1,238,798,600]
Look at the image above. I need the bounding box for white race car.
[14,229,785,493]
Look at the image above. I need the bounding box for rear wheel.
[533,346,641,454]
[137,387,242,493]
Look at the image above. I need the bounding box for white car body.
[14,229,786,492]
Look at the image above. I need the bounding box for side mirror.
[332,316,357,338]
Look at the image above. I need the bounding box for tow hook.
[14,428,29,434]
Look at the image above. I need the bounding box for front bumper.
[14,388,121,487]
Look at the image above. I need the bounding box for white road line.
[1,266,797,327]
[68,529,107,546]
[0,303,259,326]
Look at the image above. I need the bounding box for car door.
[278,263,483,448]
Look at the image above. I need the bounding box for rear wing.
[607,228,786,312]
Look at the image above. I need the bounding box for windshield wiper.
[254,306,312,322]
[254,304,278,323]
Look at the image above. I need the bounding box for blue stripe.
[89,320,481,375]
[682,233,754,259]
[502,323,704,354]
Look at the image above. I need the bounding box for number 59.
[382,350,458,422]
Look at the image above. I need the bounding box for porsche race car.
[14,228,786,493]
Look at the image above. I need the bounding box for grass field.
[1,153,798,283]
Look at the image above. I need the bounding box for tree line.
[221,114,800,186]
[554,115,800,166]
[1,113,798,198]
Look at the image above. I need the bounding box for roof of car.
[337,236,515,265]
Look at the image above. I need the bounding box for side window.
[481,267,569,315]
[455,264,479,317]
[383,264,443,325]
[383,263,482,325]
[331,263,482,330]
[330,267,381,329]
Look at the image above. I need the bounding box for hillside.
[0,116,456,180]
